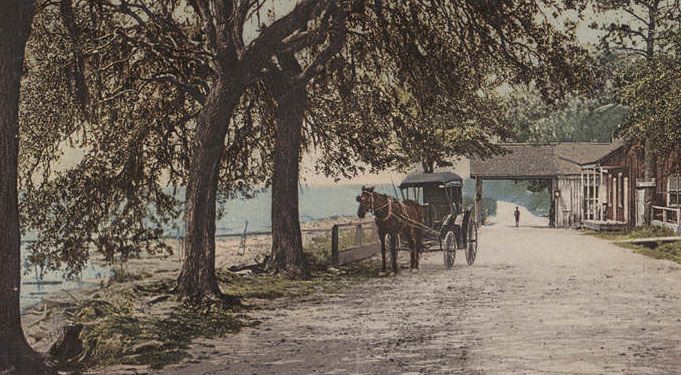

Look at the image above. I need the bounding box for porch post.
[592,171,597,220]
[614,175,619,221]
[599,168,605,220]
[474,177,483,224]
[624,177,629,224]
[580,171,584,222]
[549,178,556,227]
[589,171,594,220]
[586,171,590,220]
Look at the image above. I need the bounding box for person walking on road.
[514,206,521,227]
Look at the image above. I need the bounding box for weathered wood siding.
[656,150,681,206]
[596,145,644,226]
[555,176,583,228]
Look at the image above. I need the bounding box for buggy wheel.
[466,220,478,265]
[443,231,456,270]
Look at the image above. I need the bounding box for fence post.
[663,208,668,223]
[331,225,339,266]
[355,224,362,247]
[237,221,248,255]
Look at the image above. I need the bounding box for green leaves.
[616,54,681,161]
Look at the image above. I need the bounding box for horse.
[356,186,423,275]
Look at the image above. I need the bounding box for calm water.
[20,181,548,310]
[20,184,395,310]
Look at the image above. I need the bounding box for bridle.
[362,191,397,222]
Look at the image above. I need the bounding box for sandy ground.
[151,202,681,375]
[22,217,365,352]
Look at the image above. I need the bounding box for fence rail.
[330,221,380,266]
[20,221,381,266]
[651,205,681,235]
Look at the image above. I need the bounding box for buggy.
[396,172,478,269]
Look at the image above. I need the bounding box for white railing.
[651,206,681,234]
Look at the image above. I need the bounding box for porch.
[582,219,630,232]
[580,164,632,225]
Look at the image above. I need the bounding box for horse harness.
[367,192,435,234]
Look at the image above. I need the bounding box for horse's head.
[356,186,375,218]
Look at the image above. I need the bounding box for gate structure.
[470,143,621,228]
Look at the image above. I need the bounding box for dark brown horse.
[356,186,423,275]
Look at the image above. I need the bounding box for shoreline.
[20,215,369,352]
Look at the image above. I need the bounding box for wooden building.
[470,143,620,228]
[579,144,681,234]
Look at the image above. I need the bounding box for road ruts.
[149,206,681,375]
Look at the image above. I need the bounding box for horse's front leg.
[390,233,398,274]
[414,229,423,270]
[378,226,387,275]
[406,233,416,270]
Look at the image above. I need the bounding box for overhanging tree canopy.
[19,0,595,298]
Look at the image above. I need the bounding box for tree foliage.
[591,0,681,165]
[616,53,681,162]
[20,0,275,278]
[506,92,628,144]
[591,0,681,58]
[19,0,595,285]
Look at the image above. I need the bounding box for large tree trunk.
[267,84,310,279]
[0,2,53,374]
[177,78,239,301]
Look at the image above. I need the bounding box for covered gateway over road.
[470,143,621,227]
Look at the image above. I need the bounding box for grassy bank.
[583,226,681,265]
[31,257,382,372]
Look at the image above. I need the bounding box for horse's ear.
[356,195,361,202]
[361,185,366,191]
[366,186,375,192]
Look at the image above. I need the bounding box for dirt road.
[158,205,681,375]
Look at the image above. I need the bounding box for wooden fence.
[21,220,382,266]
[652,206,681,235]
[331,221,380,266]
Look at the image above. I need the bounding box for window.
[668,174,681,207]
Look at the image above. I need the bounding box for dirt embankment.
[21,217,365,362]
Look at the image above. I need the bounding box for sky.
[52,1,623,187]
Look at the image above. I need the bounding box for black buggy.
[397,172,478,269]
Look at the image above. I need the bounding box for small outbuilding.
[470,142,621,228]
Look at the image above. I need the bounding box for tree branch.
[240,0,327,84]
[146,73,207,105]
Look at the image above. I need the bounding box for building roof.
[470,142,622,179]
[399,171,463,188]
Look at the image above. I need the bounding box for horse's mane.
[371,191,419,207]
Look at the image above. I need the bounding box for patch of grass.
[304,228,377,265]
[632,242,681,264]
[56,257,382,372]
[108,266,152,284]
[584,226,681,265]
[60,279,249,371]
[217,258,382,299]
[304,234,333,264]
[583,226,675,241]
[218,270,321,299]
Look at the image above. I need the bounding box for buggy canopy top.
[399,171,463,189]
